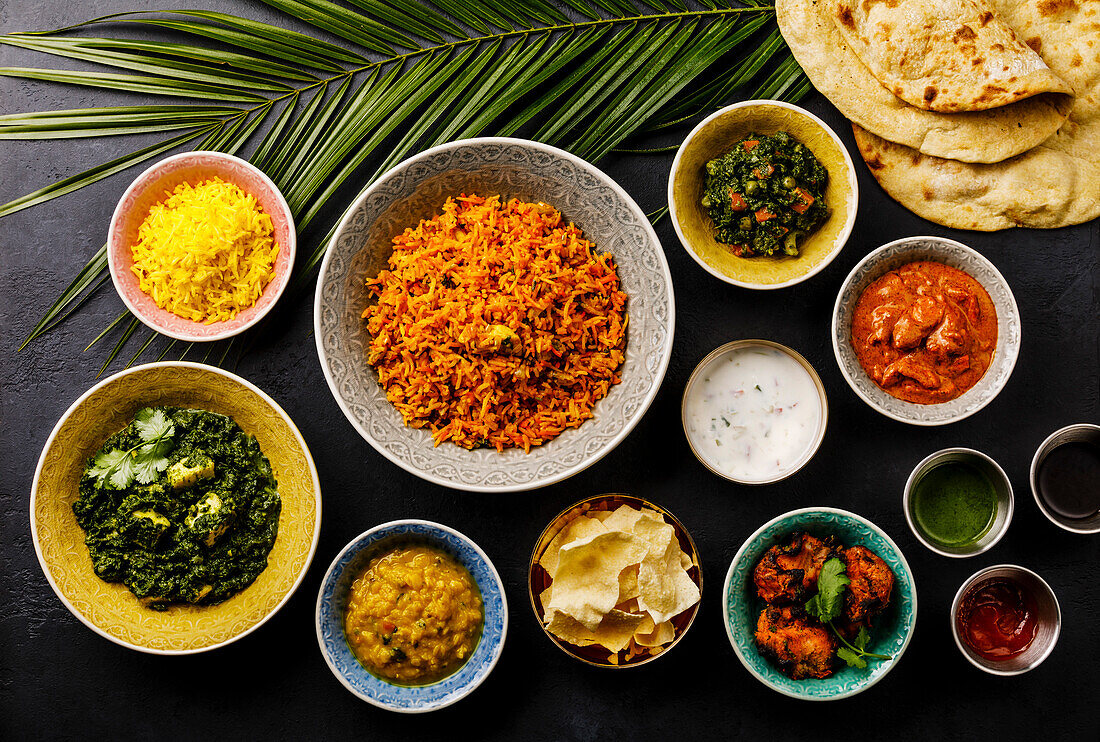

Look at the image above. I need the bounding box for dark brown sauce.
[1037,440,1100,520]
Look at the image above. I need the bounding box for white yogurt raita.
[684,344,823,483]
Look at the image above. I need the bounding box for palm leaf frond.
[0,35,296,90]
[3,1,808,374]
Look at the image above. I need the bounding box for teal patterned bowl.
[723,507,917,700]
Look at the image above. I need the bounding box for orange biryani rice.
[362,194,628,452]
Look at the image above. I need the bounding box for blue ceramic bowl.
[723,507,917,700]
[315,520,508,712]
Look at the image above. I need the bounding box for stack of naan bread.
[777,0,1099,230]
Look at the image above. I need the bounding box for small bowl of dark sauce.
[904,448,1013,557]
[1030,423,1100,534]
[951,564,1060,675]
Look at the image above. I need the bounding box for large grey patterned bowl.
[315,138,675,492]
[832,236,1021,426]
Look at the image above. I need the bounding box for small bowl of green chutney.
[904,448,1014,558]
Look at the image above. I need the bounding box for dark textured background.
[2,2,1098,740]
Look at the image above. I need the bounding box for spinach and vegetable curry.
[701,131,830,258]
[73,407,280,610]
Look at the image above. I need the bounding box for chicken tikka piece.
[754,606,840,680]
[842,545,895,623]
[752,532,841,605]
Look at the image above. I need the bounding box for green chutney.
[911,462,996,547]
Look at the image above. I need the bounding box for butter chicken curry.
[851,262,997,404]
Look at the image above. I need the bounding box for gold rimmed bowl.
[528,493,702,668]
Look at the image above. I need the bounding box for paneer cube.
[167,454,215,490]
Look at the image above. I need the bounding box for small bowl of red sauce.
[951,564,1060,676]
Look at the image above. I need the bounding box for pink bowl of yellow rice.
[107,151,296,342]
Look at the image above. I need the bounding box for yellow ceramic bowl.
[31,362,321,654]
[668,100,858,289]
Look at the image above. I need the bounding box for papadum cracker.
[539,503,700,659]
[546,531,650,629]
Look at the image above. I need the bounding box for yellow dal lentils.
[344,544,483,685]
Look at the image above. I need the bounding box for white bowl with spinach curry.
[31,362,321,654]
[668,100,858,289]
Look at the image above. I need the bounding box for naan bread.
[854,0,1100,230]
[776,0,1073,163]
[832,0,1072,112]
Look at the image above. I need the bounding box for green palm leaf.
[3,1,808,373]
[0,106,242,139]
[0,36,296,90]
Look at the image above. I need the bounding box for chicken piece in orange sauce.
[754,606,840,680]
[850,261,997,405]
[753,532,841,605]
[842,545,895,623]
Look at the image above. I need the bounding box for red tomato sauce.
[957,578,1038,661]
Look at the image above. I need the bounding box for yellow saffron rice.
[130,177,280,324]
[363,194,628,452]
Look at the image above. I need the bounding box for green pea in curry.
[701,131,830,258]
[73,406,280,610]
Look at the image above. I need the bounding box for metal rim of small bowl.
[29,361,323,655]
[106,151,297,343]
[830,235,1021,426]
[1029,423,1100,534]
[313,136,675,493]
[903,447,1015,558]
[666,99,859,290]
[314,519,508,713]
[723,506,918,701]
[681,339,829,485]
[527,493,703,669]
[950,563,1061,676]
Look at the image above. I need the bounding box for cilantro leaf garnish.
[855,625,871,652]
[134,408,174,442]
[804,556,893,667]
[804,558,849,623]
[87,449,135,490]
[837,647,868,669]
[131,442,171,484]
[84,408,177,489]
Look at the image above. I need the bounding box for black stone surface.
[2,3,1098,740]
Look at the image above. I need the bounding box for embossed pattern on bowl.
[30,362,322,654]
[723,507,917,701]
[315,138,675,492]
[832,236,1021,426]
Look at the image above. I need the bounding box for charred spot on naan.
[836,5,855,29]
[1037,0,1079,17]
[954,25,978,43]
